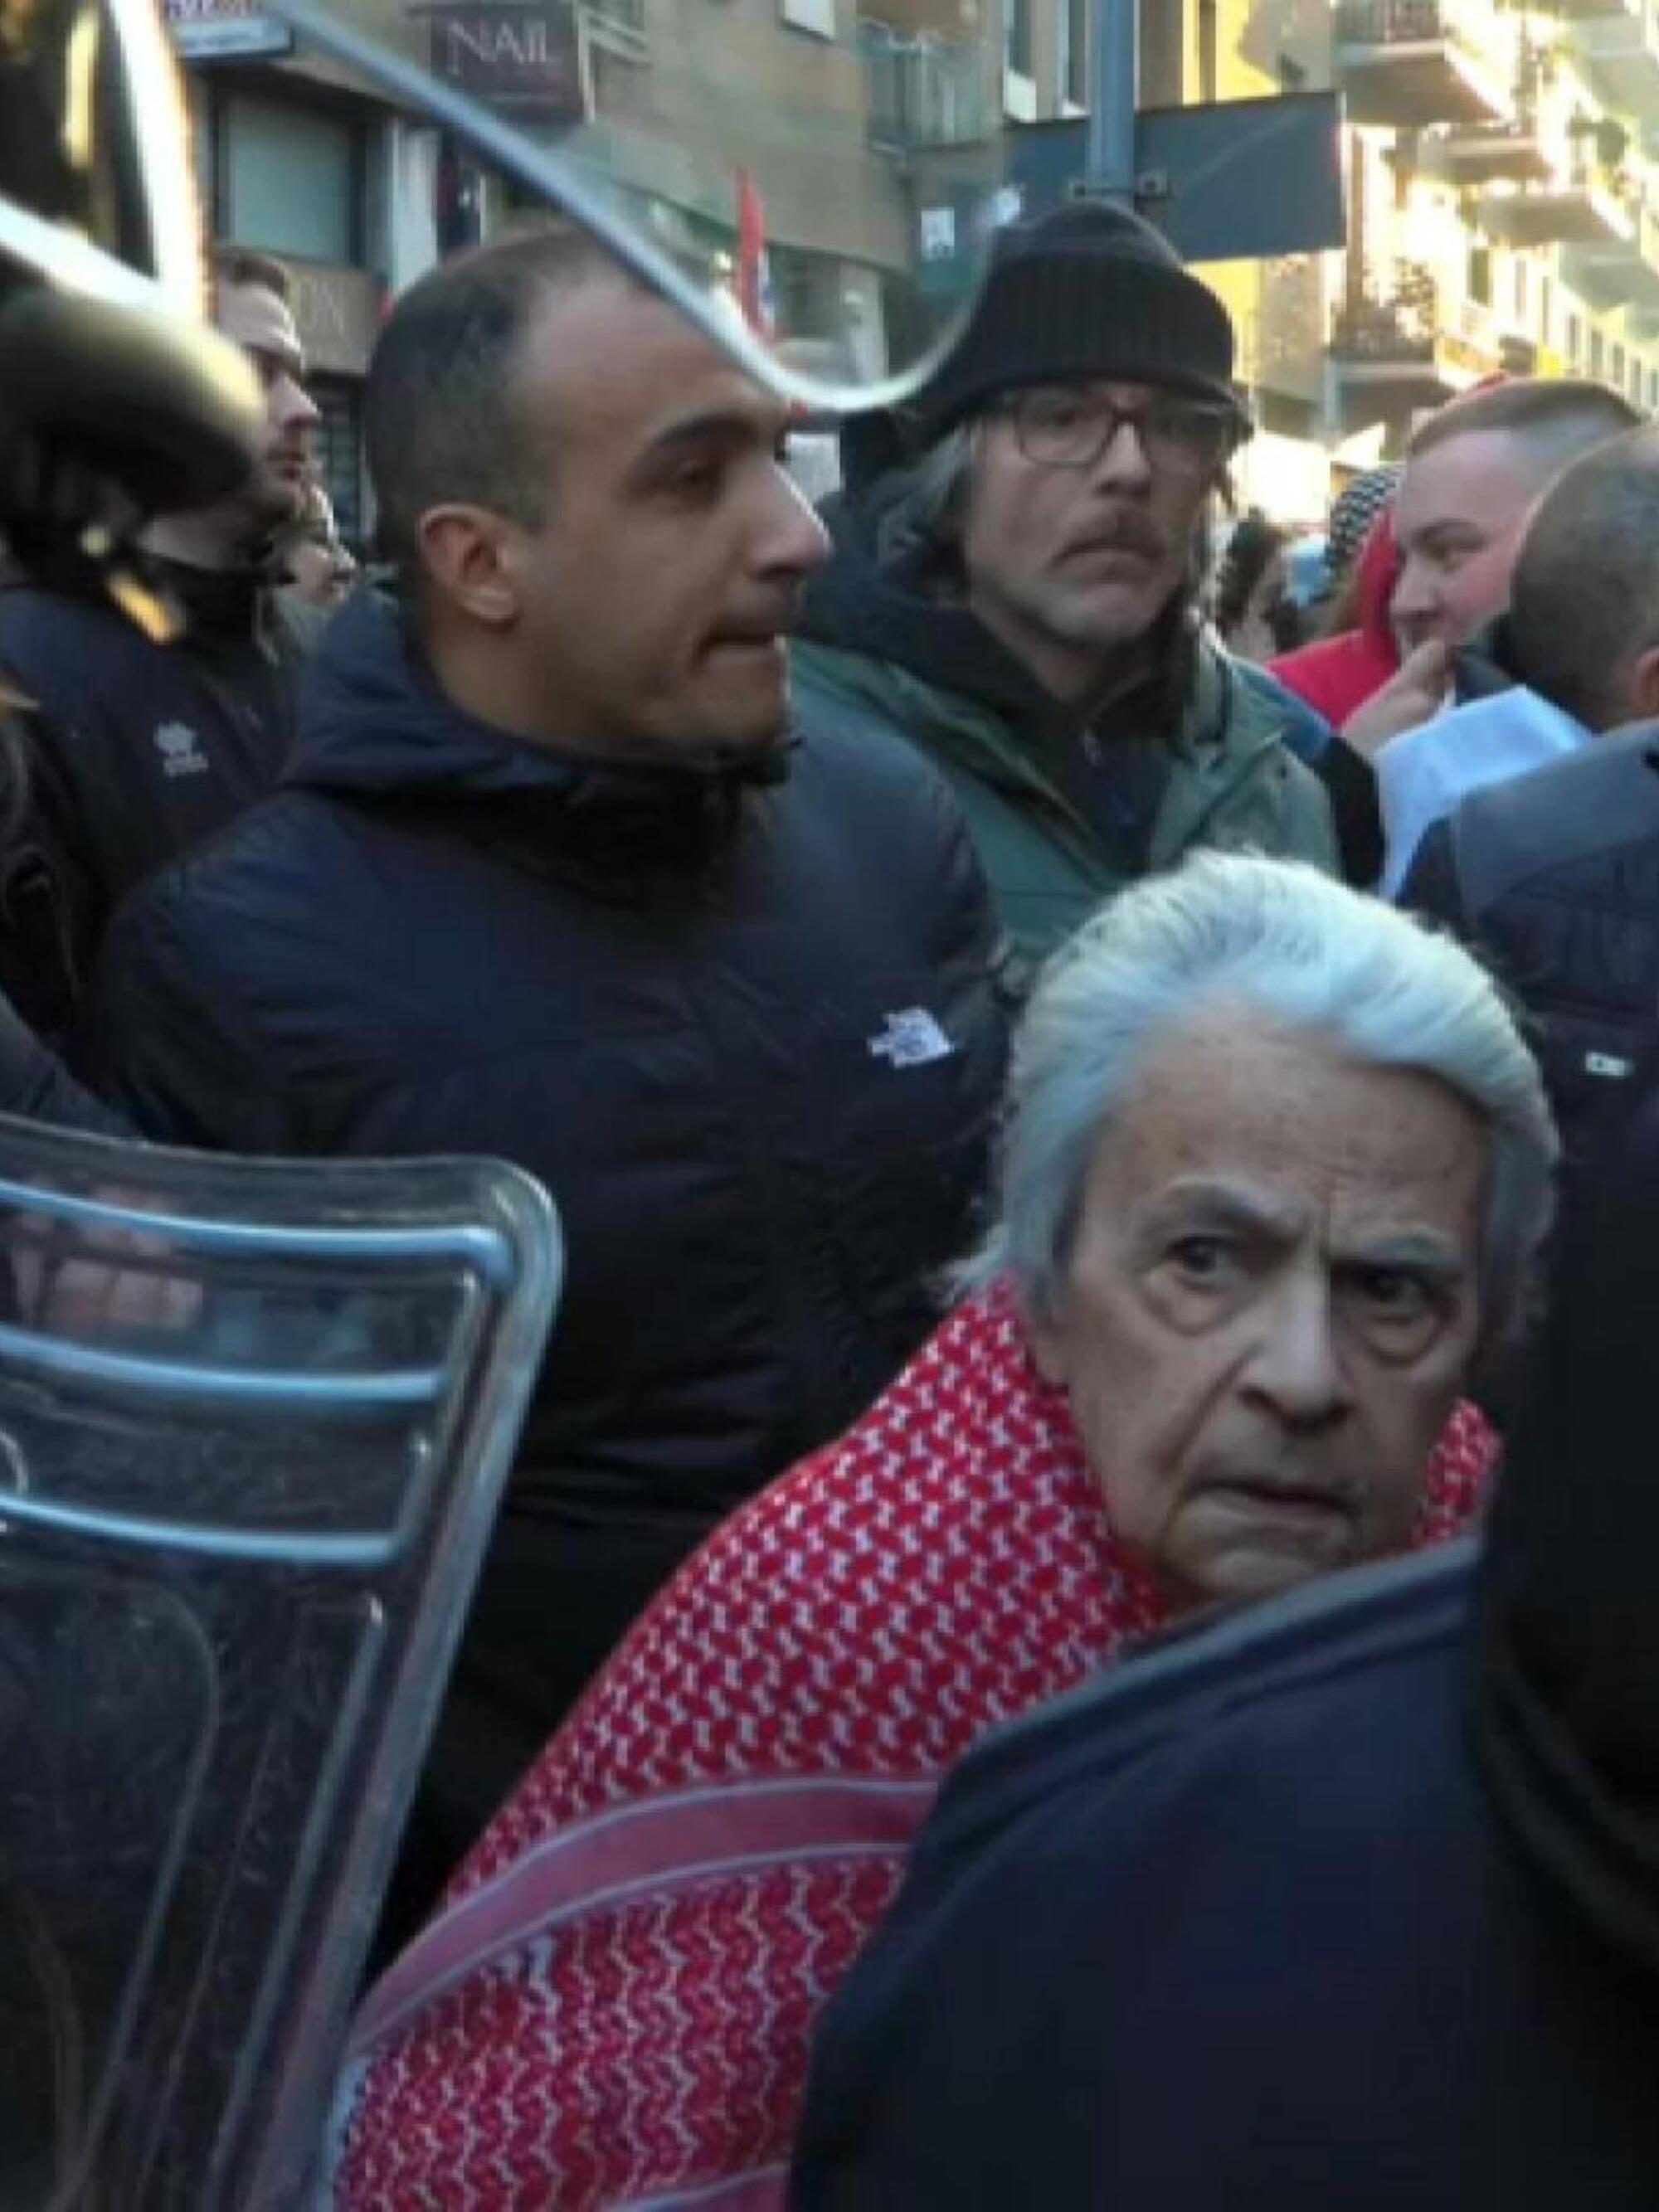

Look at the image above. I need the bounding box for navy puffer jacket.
[74,591,1010,1830]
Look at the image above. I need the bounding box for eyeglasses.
[1003,386,1240,478]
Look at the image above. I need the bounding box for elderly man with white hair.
[333,852,1558,2212]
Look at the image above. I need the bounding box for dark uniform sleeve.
[0,704,103,1039]
[0,986,134,1135]
[69,890,299,1155]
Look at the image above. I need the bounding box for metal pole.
[1085,0,1139,202]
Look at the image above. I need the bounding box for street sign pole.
[1085,0,1138,202]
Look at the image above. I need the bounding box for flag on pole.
[736,167,776,340]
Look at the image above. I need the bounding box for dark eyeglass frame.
[1002,385,1243,479]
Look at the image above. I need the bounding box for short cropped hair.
[1509,425,1659,731]
[212,246,291,303]
[966,852,1558,1365]
[365,227,630,587]
[1406,376,1640,469]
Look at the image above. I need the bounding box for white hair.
[967,852,1559,1363]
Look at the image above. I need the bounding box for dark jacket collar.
[286,590,791,825]
[797,495,1062,734]
[1456,615,1523,702]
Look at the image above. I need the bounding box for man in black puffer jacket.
[73,231,1010,1931]
[0,248,322,1036]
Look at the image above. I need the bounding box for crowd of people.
[6,187,1659,2207]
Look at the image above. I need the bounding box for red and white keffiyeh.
[333,1283,1496,2211]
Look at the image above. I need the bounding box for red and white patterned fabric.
[333,1281,1497,2211]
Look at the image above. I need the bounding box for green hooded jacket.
[792,630,1340,975]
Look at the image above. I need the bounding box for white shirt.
[1379,685,1588,899]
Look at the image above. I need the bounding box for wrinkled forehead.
[215,281,307,381]
[1100,1017,1491,1228]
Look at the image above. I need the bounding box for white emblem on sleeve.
[868,1009,955,1068]
[153,722,210,779]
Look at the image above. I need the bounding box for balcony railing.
[1334,0,1493,44]
[1334,0,1511,127]
[1332,264,1504,382]
[1331,295,1438,363]
[861,24,990,151]
[1572,0,1659,114]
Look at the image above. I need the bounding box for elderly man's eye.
[1351,1266,1433,1320]
[1167,1236,1236,1282]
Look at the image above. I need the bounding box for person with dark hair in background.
[0,246,320,1036]
[792,203,1337,975]
[1268,468,1400,727]
[72,229,1010,1942]
[791,1030,1659,2212]
[1214,508,1299,661]
[279,481,358,611]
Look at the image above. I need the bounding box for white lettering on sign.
[445,14,561,66]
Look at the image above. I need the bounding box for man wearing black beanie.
[795,202,1337,969]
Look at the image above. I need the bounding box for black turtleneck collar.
[142,553,265,642]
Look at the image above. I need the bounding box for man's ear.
[1623,642,1659,729]
[416,506,522,628]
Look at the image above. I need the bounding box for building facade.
[998,0,1659,497]
[160,0,1659,537]
[1330,0,1659,453]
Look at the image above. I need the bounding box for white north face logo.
[868,1008,955,1070]
[1584,1050,1633,1082]
[153,722,209,779]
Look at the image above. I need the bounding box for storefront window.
[224,92,357,265]
[311,377,365,550]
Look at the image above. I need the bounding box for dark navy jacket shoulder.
[1404,722,1659,1163]
[0,573,299,1030]
[794,1539,1659,2210]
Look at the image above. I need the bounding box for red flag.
[736,168,776,340]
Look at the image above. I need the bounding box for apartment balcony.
[1564,193,1659,309]
[861,24,991,152]
[1331,275,1504,420]
[1570,0,1659,117]
[1333,0,1513,129]
[1426,117,1552,185]
[1477,158,1634,246]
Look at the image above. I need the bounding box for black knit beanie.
[907,200,1247,446]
